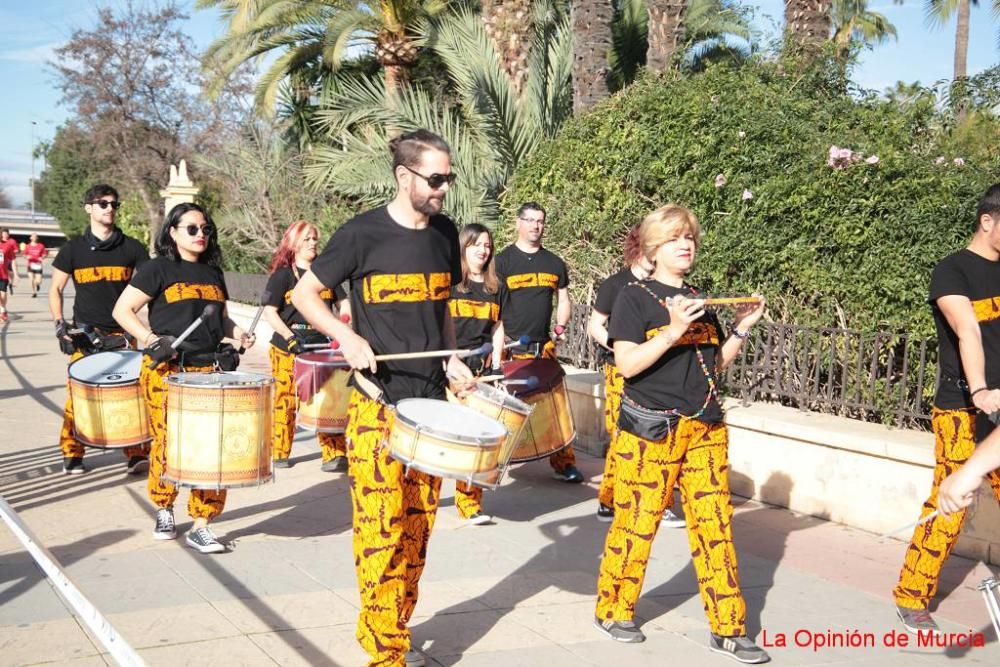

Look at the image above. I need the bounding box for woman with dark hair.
[449,222,505,525]
[113,202,255,554]
[263,220,350,471]
[587,226,684,529]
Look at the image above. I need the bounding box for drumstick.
[300,313,352,351]
[502,335,531,350]
[375,342,493,362]
[238,298,266,354]
[880,510,939,539]
[665,296,762,307]
[146,304,217,369]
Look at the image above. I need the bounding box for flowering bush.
[504,59,1000,335]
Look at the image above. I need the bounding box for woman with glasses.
[113,202,254,554]
[449,222,505,525]
[263,220,350,471]
[593,204,768,663]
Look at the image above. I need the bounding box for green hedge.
[503,60,999,337]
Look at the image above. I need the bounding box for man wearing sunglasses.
[292,129,473,667]
[49,184,150,475]
[494,202,583,483]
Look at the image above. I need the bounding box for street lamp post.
[30,120,37,222]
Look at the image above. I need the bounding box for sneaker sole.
[127,463,149,475]
[592,618,646,643]
[152,531,177,540]
[661,519,686,528]
[64,468,86,475]
[467,515,492,525]
[596,513,614,523]
[186,540,225,554]
[895,608,943,637]
[708,645,770,664]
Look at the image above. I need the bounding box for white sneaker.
[466,511,493,525]
[661,509,685,528]
[405,649,426,667]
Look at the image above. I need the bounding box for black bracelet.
[730,328,750,340]
[971,386,989,397]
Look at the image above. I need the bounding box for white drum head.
[396,398,507,441]
[167,371,274,388]
[68,351,143,385]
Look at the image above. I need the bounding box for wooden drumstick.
[375,342,493,362]
[665,296,762,307]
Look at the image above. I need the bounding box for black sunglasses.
[178,224,215,237]
[90,200,121,210]
[403,165,457,190]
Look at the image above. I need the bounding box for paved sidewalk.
[2,283,999,666]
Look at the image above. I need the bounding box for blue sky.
[0,0,997,207]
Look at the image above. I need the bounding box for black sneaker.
[709,634,771,663]
[321,456,348,473]
[63,457,86,475]
[597,503,614,522]
[896,605,942,636]
[273,458,291,469]
[552,465,584,483]
[593,616,646,643]
[126,456,149,475]
[153,508,176,540]
[186,527,226,554]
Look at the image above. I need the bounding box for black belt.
[72,323,132,353]
[507,338,546,358]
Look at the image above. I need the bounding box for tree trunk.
[783,0,832,53]
[954,0,969,80]
[481,0,534,96]
[572,0,613,113]
[646,0,687,73]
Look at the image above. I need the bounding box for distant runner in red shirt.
[0,227,20,321]
[24,234,47,298]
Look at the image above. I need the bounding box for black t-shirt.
[449,280,501,350]
[931,249,1000,409]
[594,267,644,364]
[130,257,229,354]
[52,233,148,330]
[608,280,724,422]
[264,265,346,351]
[310,206,461,403]
[494,245,569,342]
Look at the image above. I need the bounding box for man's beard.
[412,191,444,216]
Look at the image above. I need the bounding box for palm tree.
[646,0,688,72]
[830,0,897,59]
[303,3,573,224]
[197,0,454,112]
[572,0,614,112]
[784,0,833,52]
[481,0,537,95]
[884,80,931,106]
[925,0,976,81]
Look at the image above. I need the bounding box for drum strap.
[505,337,544,358]
[352,371,386,404]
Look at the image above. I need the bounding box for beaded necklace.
[623,280,718,420]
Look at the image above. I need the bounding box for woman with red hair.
[263,221,351,471]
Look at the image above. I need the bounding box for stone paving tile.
[429,643,587,667]
[104,602,243,649]
[248,622,367,667]
[0,618,104,665]
[410,608,555,656]
[136,635,279,666]
[21,656,111,667]
[0,562,73,625]
[209,590,358,633]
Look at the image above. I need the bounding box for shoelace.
[191,528,215,544]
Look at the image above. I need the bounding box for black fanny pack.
[178,344,241,371]
[72,325,130,354]
[290,324,329,347]
[618,397,678,442]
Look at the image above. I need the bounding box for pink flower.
[935,156,946,165]
[866,155,879,165]
[741,189,754,201]
[714,173,727,188]
[953,157,965,166]
[827,145,859,169]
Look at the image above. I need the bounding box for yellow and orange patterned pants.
[596,418,746,636]
[60,344,150,460]
[346,390,442,667]
[141,362,226,520]
[511,343,576,473]
[269,346,347,462]
[597,363,624,507]
[894,408,1000,609]
[454,481,483,518]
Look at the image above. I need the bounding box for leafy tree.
[34,123,102,237]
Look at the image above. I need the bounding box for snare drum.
[502,359,576,462]
[385,398,508,488]
[294,350,352,433]
[448,383,533,486]
[163,372,274,489]
[68,351,150,448]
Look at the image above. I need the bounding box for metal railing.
[557,305,937,431]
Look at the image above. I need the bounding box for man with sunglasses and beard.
[292,129,473,667]
[49,184,149,475]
